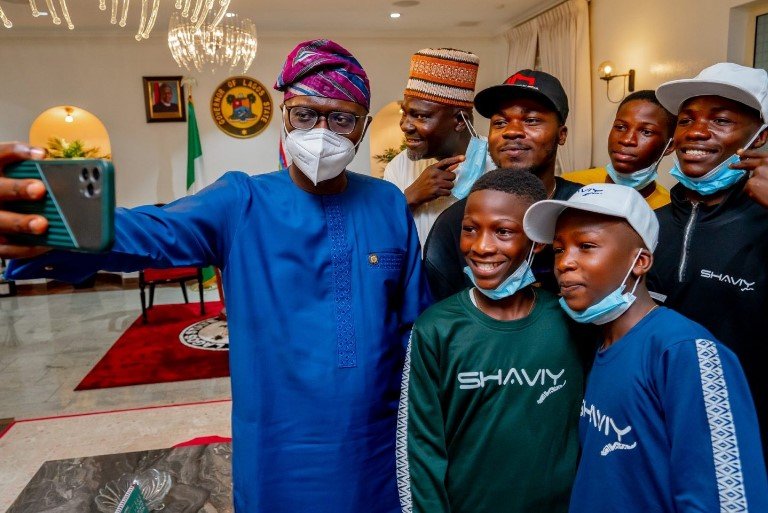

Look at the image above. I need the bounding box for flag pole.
[183,76,217,289]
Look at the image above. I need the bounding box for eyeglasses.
[284,105,366,135]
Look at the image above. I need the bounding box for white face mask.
[283,120,362,186]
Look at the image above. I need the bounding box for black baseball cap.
[474,69,569,122]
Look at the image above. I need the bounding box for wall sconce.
[64,107,74,123]
[598,61,635,103]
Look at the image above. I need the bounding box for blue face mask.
[605,138,671,190]
[559,250,642,325]
[452,112,488,200]
[606,162,658,190]
[669,154,745,196]
[463,245,536,300]
[670,124,767,196]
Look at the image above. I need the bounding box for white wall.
[589,0,763,186]
[0,33,504,207]
[9,6,768,203]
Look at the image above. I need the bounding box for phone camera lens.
[80,168,89,182]
[86,183,95,198]
[92,167,100,181]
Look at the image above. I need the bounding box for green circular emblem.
[210,76,273,138]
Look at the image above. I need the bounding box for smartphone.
[4,159,115,252]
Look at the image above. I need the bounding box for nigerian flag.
[187,98,216,286]
[187,99,204,194]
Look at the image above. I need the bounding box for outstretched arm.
[7,172,246,283]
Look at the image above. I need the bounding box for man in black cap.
[423,70,582,299]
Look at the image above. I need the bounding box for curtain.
[505,18,538,73]
[505,0,592,173]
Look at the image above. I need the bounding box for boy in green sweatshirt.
[397,168,587,513]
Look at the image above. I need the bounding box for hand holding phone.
[0,142,51,259]
[4,158,115,252]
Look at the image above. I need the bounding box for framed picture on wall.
[142,76,187,123]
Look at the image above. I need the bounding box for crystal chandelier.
[168,11,258,74]
[0,0,74,30]
[0,0,231,42]
[100,0,162,41]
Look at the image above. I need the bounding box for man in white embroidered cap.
[384,48,495,247]
[648,62,768,462]
[523,183,767,513]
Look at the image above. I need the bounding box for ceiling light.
[0,1,70,29]
[168,11,258,74]
[64,107,74,123]
[390,12,401,18]
[0,0,232,41]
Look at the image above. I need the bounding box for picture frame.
[142,76,187,123]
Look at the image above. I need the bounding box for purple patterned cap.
[274,39,371,111]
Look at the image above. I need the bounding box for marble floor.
[0,282,233,510]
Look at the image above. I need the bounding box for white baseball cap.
[523,183,659,251]
[656,62,768,121]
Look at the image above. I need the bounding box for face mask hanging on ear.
[606,138,672,190]
[451,112,489,200]
[669,124,768,195]
[463,244,537,300]
[559,249,643,325]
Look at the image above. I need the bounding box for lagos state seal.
[179,317,229,351]
[211,76,273,138]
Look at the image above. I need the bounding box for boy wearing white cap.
[648,62,768,461]
[524,183,767,513]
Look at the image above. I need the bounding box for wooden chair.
[139,267,205,323]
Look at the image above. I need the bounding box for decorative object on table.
[95,469,172,512]
[142,76,187,123]
[8,444,231,513]
[168,9,257,74]
[210,76,272,138]
[113,482,149,513]
[74,301,228,391]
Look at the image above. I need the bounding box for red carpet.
[75,302,229,390]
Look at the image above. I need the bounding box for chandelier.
[0,0,74,30]
[168,11,258,74]
[0,0,232,43]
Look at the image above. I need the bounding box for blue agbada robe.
[7,170,432,512]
